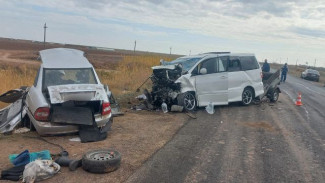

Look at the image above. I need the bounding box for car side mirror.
[200,68,207,75]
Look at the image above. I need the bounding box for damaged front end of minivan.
[148,64,196,111]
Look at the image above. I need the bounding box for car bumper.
[305,76,319,80]
[27,110,113,136]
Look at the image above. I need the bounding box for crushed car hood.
[151,65,177,70]
[47,84,107,104]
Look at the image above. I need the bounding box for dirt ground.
[0,110,187,182]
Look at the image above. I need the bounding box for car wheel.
[270,89,279,103]
[178,92,196,111]
[242,88,254,106]
[82,149,121,174]
[316,78,319,82]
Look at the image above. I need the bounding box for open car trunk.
[46,84,106,125]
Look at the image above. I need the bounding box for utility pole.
[43,23,48,48]
[296,59,298,67]
[314,59,316,68]
[134,40,136,53]
[170,47,172,55]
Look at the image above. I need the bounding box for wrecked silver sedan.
[1,48,114,135]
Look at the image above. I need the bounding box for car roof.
[179,53,255,59]
[201,53,255,57]
[39,48,93,69]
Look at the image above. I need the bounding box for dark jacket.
[281,65,288,74]
[262,62,270,72]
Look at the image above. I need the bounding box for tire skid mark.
[184,106,243,183]
[269,97,325,182]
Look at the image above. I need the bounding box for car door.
[227,57,246,102]
[194,57,228,106]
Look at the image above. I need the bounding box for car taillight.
[102,102,111,116]
[260,72,263,78]
[34,107,50,121]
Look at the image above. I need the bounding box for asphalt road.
[127,74,325,183]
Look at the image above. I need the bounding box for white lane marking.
[282,89,310,123]
[295,82,323,96]
[282,89,296,103]
[302,106,310,123]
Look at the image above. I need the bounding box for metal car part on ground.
[0,87,29,134]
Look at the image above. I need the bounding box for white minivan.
[151,53,264,111]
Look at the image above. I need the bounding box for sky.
[0,0,324,67]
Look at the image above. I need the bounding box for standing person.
[262,59,270,72]
[281,63,288,83]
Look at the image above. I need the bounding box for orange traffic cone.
[295,92,303,106]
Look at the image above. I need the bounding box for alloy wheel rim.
[243,90,253,104]
[184,93,195,110]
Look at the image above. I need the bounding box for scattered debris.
[0,164,25,181]
[69,137,81,142]
[135,94,147,100]
[13,127,30,134]
[9,150,51,166]
[205,102,215,114]
[23,160,60,183]
[54,151,82,171]
[161,102,168,113]
[0,87,28,134]
[170,105,183,112]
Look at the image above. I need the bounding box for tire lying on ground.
[82,149,121,174]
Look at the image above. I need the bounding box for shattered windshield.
[166,56,204,71]
[43,68,97,90]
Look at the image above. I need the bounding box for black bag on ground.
[0,164,25,181]
[79,121,107,143]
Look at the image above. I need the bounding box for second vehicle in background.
[301,69,320,82]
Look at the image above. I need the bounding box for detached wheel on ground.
[177,92,196,111]
[242,88,254,105]
[82,149,121,174]
[269,89,280,103]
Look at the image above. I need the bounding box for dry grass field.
[0,38,179,108]
[0,38,188,182]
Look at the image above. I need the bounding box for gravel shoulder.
[0,111,187,183]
